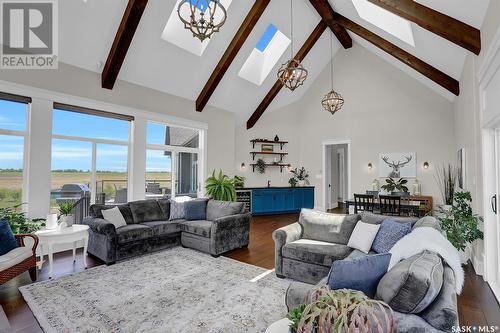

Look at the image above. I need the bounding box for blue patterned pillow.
[327,253,391,298]
[169,200,186,220]
[0,218,17,256]
[371,219,411,253]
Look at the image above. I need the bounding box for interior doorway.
[322,140,351,212]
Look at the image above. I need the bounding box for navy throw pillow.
[0,218,18,256]
[184,198,209,221]
[327,253,391,298]
[371,219,412,254]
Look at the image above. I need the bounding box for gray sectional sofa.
[273,210,458,332]
[82,199,251,264]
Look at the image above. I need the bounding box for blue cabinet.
[251,187,314,215]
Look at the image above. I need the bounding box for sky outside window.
[0,100,27,132]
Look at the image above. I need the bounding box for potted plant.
[288,287,395,333]
[205,170,236,201]
[256,158,266,174]
[291,167,310,187]
[288,177,298,187]
[233,175,246,189]
[381,178,409,195]
[435,164,458,208]
[438,191,484,263]
[0,205,45,234]
[58,201,76,227]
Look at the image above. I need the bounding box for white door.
[325,146,333,210]
[338,148,345,201]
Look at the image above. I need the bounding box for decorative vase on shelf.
[371,179,380,191]
[274,135,280,142]
[412,179,421,196]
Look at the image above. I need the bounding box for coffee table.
[35,225,89,279]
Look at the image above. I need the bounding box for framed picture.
[261,144,274,152]
[378,152,417,178]
[458,148,466,189]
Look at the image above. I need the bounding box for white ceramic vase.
[298,180,306,187]
[59,214,75,227]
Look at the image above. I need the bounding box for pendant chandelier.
[278,0,308,91]
[177,0,227,42]
[322,31,344,115]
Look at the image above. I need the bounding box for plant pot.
[298,180,306,187]
[59,214,75,227]
[459,244,471,264]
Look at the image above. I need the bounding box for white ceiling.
[59,0,490,117]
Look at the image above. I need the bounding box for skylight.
[238,24,290,86]
[161,0,232,56]
[352,0,415,47]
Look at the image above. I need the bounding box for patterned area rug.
[20,248,290,333]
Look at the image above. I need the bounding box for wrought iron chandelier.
[322,31,344,115]
[278,0,308,91]
[177,0,227,42]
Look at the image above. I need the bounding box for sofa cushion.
[413,216,443,233]
[376,251,444,314]
[361,211,419,226]
[141,220,180,236]
[347,221,380,254]
[327,253,391,298]
[101,207,127,229]
[129,200,164,223]
[282,239,353,267]
[157,199,170,220]
[90,204,134,224]
[0,246,32,271]
[346,249,376,259]
[169,200,187,220]
[116,224,153,244]
[178,220,213,238]
[371,219,411,253]
[185,198,209,221]
[206,200,244,221]
[298,209,360,245]
[0,218,17,256]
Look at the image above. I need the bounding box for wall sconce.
[368,163,373,170]
[423,162,429,169]
[240,162,246,170]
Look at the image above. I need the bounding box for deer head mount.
[381,155,412,178]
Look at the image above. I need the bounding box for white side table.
[266,318,292,333]
[35,224,89,279]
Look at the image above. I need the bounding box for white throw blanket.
[389,227,464,294]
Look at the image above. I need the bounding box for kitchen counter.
[235,187,315,215]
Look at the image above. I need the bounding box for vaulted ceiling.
[59,0,490,122]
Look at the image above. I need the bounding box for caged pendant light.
[321,31,344,115]
[178,0,227,42]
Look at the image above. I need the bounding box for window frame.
[0,96,30,210]
[146,120,204,198]
[51,106,132,205]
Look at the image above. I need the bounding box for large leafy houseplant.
[0,205,45,234]
[290,287,395,333]
[381,178,408,193]
[205,170,236,201]
[438,191,483,251]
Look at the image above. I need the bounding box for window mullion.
[90,142,97,204]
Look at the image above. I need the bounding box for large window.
[0,95,29,209]
[50,104,131,211]
[146,122,201,199]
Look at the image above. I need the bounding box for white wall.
[236,44,456,209]
[452,0,500,276]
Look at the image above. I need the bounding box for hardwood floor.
[1,213,499,331]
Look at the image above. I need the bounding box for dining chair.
[354,194,375,214]
[379,195,401,216]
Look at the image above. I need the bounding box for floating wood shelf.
[250,139,288,150]
[250,151,288,161]
[250,163,291,173]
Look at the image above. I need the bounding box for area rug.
[19,247,290,333]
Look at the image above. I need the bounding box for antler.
[397,155,412,167]
[381,156,396,167]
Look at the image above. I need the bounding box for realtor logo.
[1,0,58,69]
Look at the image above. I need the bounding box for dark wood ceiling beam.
[309,0,459,96]
[247,20,328,129]
[196,0,271,112]
[102,0,148,90]
[368,0,480,55]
